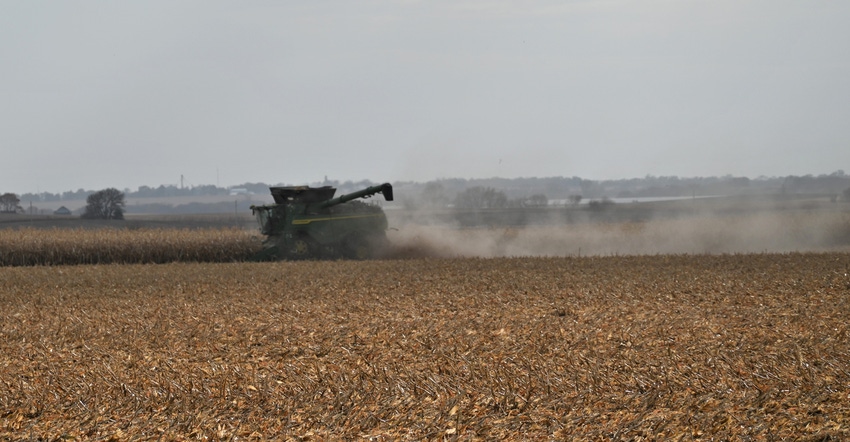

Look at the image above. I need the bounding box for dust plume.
[382,206,850,258]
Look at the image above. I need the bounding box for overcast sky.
[2,1,849,194]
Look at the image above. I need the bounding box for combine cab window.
[253,206,288,235]
[253,207,274,235]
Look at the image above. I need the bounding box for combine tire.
[344,235,371,260]
[288,236,316,259]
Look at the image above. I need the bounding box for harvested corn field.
[2,254,849,439]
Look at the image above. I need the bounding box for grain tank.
[250,183,393,260]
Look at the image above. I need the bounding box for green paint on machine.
[250,183,393,260]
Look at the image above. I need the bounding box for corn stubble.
[2,255,849,440]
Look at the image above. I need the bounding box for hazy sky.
[2,1,849,194]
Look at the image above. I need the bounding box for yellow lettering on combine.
[291,214,381,225]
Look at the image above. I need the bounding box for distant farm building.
[53,206,72,216]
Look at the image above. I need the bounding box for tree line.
[5,171,850,215]
[1,189,125,219]
[15,171,850,204]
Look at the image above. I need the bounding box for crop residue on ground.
[2,254,849,439]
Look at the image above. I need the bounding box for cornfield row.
[0,228,260,266]
[2,254,849,439]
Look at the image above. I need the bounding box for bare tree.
[0,193,22,213]
[526,194,548,207]
[454,186,508,209]
[420,182,450,208]
[82,188,125,220]
[588,197,615,210]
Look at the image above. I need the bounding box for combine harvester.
[250,183,394,260]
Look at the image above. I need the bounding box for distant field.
[2,255,849,439]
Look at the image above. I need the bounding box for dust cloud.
[382,207,850,258]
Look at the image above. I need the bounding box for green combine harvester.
[250,183,394,260]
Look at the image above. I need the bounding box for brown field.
[2,254,850,440]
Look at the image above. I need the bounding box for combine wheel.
[288,236,315,259]
[344,234,371,260]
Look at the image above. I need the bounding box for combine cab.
[250,183,394,260]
